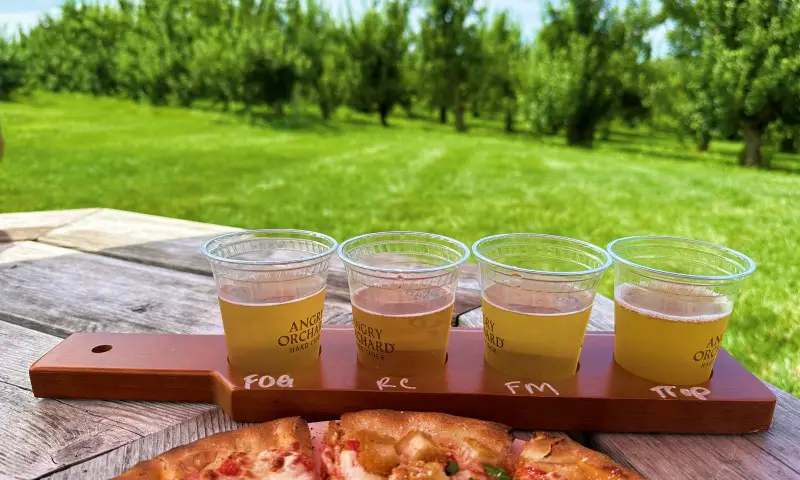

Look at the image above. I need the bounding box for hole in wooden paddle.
[92,345,112,353]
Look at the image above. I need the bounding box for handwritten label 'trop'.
[244,374,295,390]
[376,377,417,391]
[651,385,710,400]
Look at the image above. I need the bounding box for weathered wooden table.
[0,208,798,479]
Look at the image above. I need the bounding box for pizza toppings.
[389,461,449,480]
[445,460,459,475]
[396,431,444,464]
[482,464,511,480]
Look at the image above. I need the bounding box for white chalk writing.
[377,377,417,391]
[650,385,710,400]
[504,381,560,396]
[244,374,295,390]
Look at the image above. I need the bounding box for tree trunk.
[379,101,390,127]
[320,101,331,120]
[741,122,763,167]
[504,108,514,133]
[780,136,797,154]
[454,90,466,132]
[471,101,480,118]
[696,131,711,152]
[439,106,447,124]
[566,120,595,147]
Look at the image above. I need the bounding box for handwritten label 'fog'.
[650,385,710,400]
[243,374,295,390]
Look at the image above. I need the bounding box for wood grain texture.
[457,292,615,331]
[0,320,218,479]
[38,208,237,275]
[0,209,98,243]
[35,209,481,321]
[44,408,243,479]
[0,241,222,337]
[592,386,800,479]
[0,241,353,338]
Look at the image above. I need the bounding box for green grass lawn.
[1,93,799,396]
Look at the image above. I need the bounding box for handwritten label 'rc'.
[377,377,417,391]
[650,385,710,400]
[244,374,295,390]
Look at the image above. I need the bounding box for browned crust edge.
[116,417,311,479]
[516,432,643,480]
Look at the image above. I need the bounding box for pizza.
[117,412,641,480]
[116,416,314,480]
[514,432,642,480]
[321,410,514,480]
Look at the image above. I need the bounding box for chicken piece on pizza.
[322,410,514,480]
[117,416,315,480]
[514,432,642,480]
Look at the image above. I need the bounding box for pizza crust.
[117,416,312,479]
[516,432,642,479]
[334,410,512,456]
[323,410,513,479]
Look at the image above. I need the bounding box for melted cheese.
[453,470,485,480]
[339,450,387,480]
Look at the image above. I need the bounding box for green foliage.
[0,35,25,100]
[523,0,655,146]
[666,0,800,166]
[346,0,411,126]
[418,0,485,131]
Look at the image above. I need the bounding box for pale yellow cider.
[481,283,592,380]
[218,285,325,372]
[351,286,453,375]
[614,283,731,385]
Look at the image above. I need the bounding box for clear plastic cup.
[200,229,337,372]
[338,231,470,374]
[607,236,755,385]
[473,233,611,380]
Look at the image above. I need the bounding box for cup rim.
[471,233,612,277]
[606,235,756,281]
[337,231,470,274]
[200,229,338,266]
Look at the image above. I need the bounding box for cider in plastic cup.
[607,236,755,385]
[201,229,337,372]
[338,232,470,375]
[472,233,611,380]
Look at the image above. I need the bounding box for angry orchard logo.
[694,334,722,368]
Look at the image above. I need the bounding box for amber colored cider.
[614,283,731,385]
[351,286,453,375]
[218,286,325,372]
[481,284,593,380]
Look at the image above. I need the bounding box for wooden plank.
[457,292,615,331]
[0,209,98,243]
[45,409,244,479]
[36,209,481,321]
[0,320,217,479]
[591,383,800,479]
[38,209,236,275]
[0,241,354,338]
[0,241,222,337]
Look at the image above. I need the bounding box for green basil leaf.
[446,460,459,475]
[483,464,511,480]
